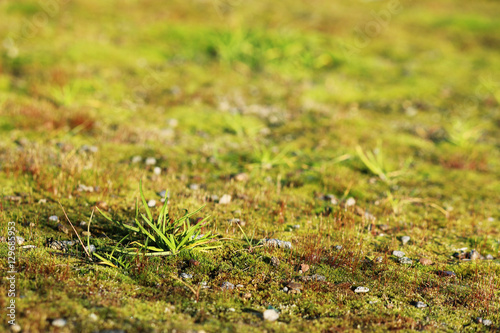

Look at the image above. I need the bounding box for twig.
[58,201,91,259]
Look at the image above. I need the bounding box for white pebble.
[354,286,369,293]
[392,251,405,258]
[145,157,157,165]
[49,215,59,222]
[483,319,492,326]
[147,200,156,207]
[263,309,279,322]
[345,197,356,207]
[131,155,142,163]
[401,236,410,245]
[153,167,161,175]
[219,194,232,204]
[52,318,67,327]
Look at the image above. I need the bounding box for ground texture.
[0,0,500,332]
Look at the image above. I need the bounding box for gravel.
[219,194,232,204]
[263,309,279,322]
[221,281,235,290]
[354,286,369,293]
[399,257,413,264]
[392,251,405,258]
[261,238,292,249]
[414,301,427,308]
[52,318,67,327]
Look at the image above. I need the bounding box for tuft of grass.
[98,180,221,256]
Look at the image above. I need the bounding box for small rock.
[286,282,302,293]
[96,201,108,210]
[486,254,494,260]
[228,218,245,226]
[189,259,200,266]
[234,173,249,182]
[180,273,193,279]
[49,215,59,222]
[345,197,356,207]
[236,284,244,288]
[401,236,410,245]
[392,250,405,258]
[419,258,433,266]
[283,287,289,292]
[52,318,67,327]
[14,236,25,245]
[85,244,96,254]
[131,156,142,163]
[89,313,98,321]
[80,221,87,226]
[261,238,292,249]
[221,281,235,290]
[145,157,157,165]
[270,256,280,267]
[299,263,310,273]
[469,249,482,260]
[10,324,21,332]
[189,183,200,190]
[436,270,456,277]
[38,198,47,204]
[57,223,69,235]
[399,257,413,265]
[414,301,427,308]
[483,319,492,326]
[334,245,343,251]
[21,245,36,250]
[354,286,369,293]
[219,194,232,204]
[227,308,235,312]
[153,167,161,175]
[147,199,156,207]
[158,190,169,198]
[378,224,390,231]
[263,309,279,322]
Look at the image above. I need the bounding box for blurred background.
[0,0,498,216]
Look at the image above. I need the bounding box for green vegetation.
[0,0,499,332]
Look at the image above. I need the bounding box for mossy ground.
[1,0,499,332]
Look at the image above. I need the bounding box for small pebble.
[219,194,232,204]
[10,324,21,332]
[263,309,279,322]
[228,308,235,312]
[180,273,193,279]
[153,167,161,175]
[299,263,310,273]
[419,258,433,266]
[399,257,413,265]
[85,244,96,254]
[469,249,481,260]
[436,270,456,277]
[52,318,67,327]
[335,245,343,251]
[57,223,69,235]
[234,173,249,182]
[147,200,156,207]
[145,157,157,165]
[414,301,427,308]
[483,319,492,326]
[401,236,410,245]
[261,238,292,249]
[345,197,356,207]
[236,284,244,288]
[486,254,494,260]
[283,287,289,292]
[354,286,369,293]
[392,250,405,258]
[189,183,200,190]
[271,256,280,267]
[221,281,235,290]
[131,156,142,163]
[49,215,59,222]
[89,313,98,321]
